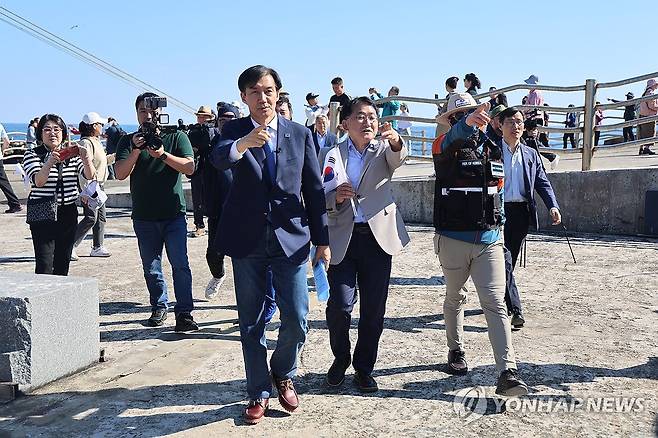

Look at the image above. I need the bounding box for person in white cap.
[638,78,658,155]
[71,111,111,259]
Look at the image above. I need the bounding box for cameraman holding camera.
[115,92,198,332]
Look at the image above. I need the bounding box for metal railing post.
[328,102,340,135]
[421,131,426,156]
[582,79,597,170]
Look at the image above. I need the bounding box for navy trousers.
[326,223,392,375]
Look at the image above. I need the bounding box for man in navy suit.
[311,114,337,155]
[211,65,330,424]
[498,107,561,329]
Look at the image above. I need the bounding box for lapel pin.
[284,133,291,138]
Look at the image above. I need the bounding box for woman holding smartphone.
[22,114,96,275]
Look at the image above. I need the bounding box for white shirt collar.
[250,115,278,132]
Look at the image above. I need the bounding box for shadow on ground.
[3,358,656,436]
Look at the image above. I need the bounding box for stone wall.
[391,168,658,235]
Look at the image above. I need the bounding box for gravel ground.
[0,208,656,437]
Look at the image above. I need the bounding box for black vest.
[433,133,503,231]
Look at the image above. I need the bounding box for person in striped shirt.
[22,114,96,275]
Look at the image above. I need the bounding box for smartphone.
[58,145,80,161]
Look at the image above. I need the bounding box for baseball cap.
[81,112,106,125]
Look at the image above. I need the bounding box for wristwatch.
[159,152,167,161]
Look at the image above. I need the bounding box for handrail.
[517,104,585,113]
[380,115,436,124]
[596,93,658,111]
[597,71,658,89]
[377,81,587,105]
[595,114,658,131]
[373,71,658,169]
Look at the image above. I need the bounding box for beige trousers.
[435,234,517,371]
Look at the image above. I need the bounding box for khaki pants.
[435,234,517,371]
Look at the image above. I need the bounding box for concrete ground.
[0,204,656,437]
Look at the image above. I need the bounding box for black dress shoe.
[147,308,167,327]
[4,206,22,214]
[175,313,199,332]
[446,349,468,375]
[353,370,378,393]
[511,313,525,329]
[326,357,351,387]
[495,368,529,396]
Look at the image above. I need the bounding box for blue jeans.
[232,224,309,400]
[133,214,194,315]
[264,267,277,323]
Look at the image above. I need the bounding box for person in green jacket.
[371,86,401,131]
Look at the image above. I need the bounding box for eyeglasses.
[352,114,378,124]
[504,120,524,127]
[42,126,63,133]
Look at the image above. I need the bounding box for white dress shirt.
[229,115,279,163]
[502,139,527,202]
[346,138,373,223]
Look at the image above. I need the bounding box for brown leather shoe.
[244,398,268,424]
[273,377,299,412]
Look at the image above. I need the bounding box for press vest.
[433,133,504,231]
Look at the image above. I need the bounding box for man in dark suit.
[311,114,337,155]
[211,65,330,424]
[498,107,561,328]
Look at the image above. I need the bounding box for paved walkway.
[0,207,656,436]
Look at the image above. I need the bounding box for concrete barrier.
[391,167,658,235]
[0,272,99,392]
[104,168,658,236]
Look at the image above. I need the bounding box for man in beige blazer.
[318,96,410,392]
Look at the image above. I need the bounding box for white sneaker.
[90,246,111,257]
[70,248,79,261]
[205,275,226,300]
[550,155,560,170]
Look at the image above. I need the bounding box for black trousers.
[0,160,21,209]
[594,130,601,146]
[190,172,205,228]
[563,133,576,149]
[326,224,392,375]
[206,216,225,279]
[534,118,549,147]
[503,202,531,267]
[30,203,78,275]
[503,202,531,315]
[623,126,635,142]
[504,246,522,315]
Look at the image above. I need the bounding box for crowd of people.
[1,66,657,425]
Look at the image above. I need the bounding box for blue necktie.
[263,130,276,185]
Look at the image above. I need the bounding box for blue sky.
[1,0,656,128]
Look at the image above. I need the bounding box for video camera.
[136,96,178,150]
